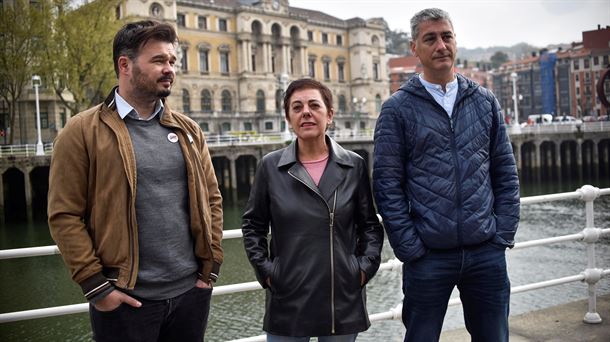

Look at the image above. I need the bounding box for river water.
[0,179,609,341]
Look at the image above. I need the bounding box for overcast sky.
[290,0,609,49]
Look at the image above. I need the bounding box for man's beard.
[132,64,173,99]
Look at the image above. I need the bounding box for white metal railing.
[0,131,374,157]
[515,120,610,135]
[0,185,609,341]
[0,143,54,157]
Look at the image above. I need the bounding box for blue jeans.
[402,242,510,342]
[267,333,358,342]
[90,286,212,342]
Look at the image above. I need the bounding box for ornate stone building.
[118,0,390,135]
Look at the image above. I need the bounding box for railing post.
[578,185,602,324]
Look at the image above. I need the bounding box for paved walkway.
[440,294,610,341]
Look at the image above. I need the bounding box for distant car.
[527,114,553,125]
[598,115,610,121]
[582,115,597,123]
[552,115,582,124]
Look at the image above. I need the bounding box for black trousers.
[90,286,212,342]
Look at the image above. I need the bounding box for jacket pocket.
[269,258,280,293]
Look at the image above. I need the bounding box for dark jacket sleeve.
[489,93,520,247]
[241,158,274,288]
[355,158,384,283]
[373,101,427,263]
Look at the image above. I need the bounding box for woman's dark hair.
[283,78,333,118]
[112,20,178,77]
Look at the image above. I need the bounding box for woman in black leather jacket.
[242,79,383,341]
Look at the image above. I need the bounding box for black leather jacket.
[242,136,383,336]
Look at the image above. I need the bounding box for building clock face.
[272,0,280,10]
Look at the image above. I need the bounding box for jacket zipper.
[287,171,338,334]
[449,115,463,245]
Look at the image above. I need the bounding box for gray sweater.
[124,115,198,300]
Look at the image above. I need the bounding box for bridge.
[0,122,609,221]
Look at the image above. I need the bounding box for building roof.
[289,6,346,27]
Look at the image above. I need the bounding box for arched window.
[221,90,232,113]
[201,89,212,113]
[338,95,347,113]
[375,94,382,113]
[371,35,380,47]
[256,89,266,113]
[182,89,190,113]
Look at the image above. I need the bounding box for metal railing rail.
[0,185,609,341]
[0,132,375,157]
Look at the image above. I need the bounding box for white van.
[527,114,553,125]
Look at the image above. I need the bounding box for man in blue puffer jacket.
[373,8,520,342]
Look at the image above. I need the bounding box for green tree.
[0,0,49,144]
[490,50,509,69]
[41,0,123,115]
[385,27,411,55]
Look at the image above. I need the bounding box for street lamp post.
[32,75,44,156]
[510,72,521,134]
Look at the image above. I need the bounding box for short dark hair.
[112,20,178,77]
[283,78,333,118]
[410,8,453,40]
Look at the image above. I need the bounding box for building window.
[373,62,380,80]
[220,52,230,74]
[573,60,579,70]
[345,121,351,129]
[218,19,227,32]
[593,56,599,65]
[198,16,207,29]
[584,58,590,69]
[256,90,266,113]
[308,58,315,78]
[323,61,330,81]
[182,89,190,113]
[199,122,209,131]
[221,122,231,133]
[336,35,343,46]
[338,62,345,82]
[322,33,328,44]
[575,74,579,82]
[221,90,232,113]
[265,121,273,130]
[59,109,66,128]
[244,122,253,131]
[177,13,186,27]
[40,112,48,129]
[307,30,313,41]
[180,46,188,72]
[338,95,346,112]
[360,121,366,129]
[201,89,212,113]
[199,49,209,73]
[150,3,163,18]
[375,94,382,113]
[604,55,609,65]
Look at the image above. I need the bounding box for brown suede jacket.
[48,89,223,300]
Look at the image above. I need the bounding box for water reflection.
[0,180,609,341]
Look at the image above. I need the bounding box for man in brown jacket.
[48,20,223,342]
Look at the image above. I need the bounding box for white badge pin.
[167,132,179,143]
[187,133,194,144]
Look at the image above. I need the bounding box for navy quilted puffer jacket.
[373,74,520,263]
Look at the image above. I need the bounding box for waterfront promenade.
[440,294,610,341]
